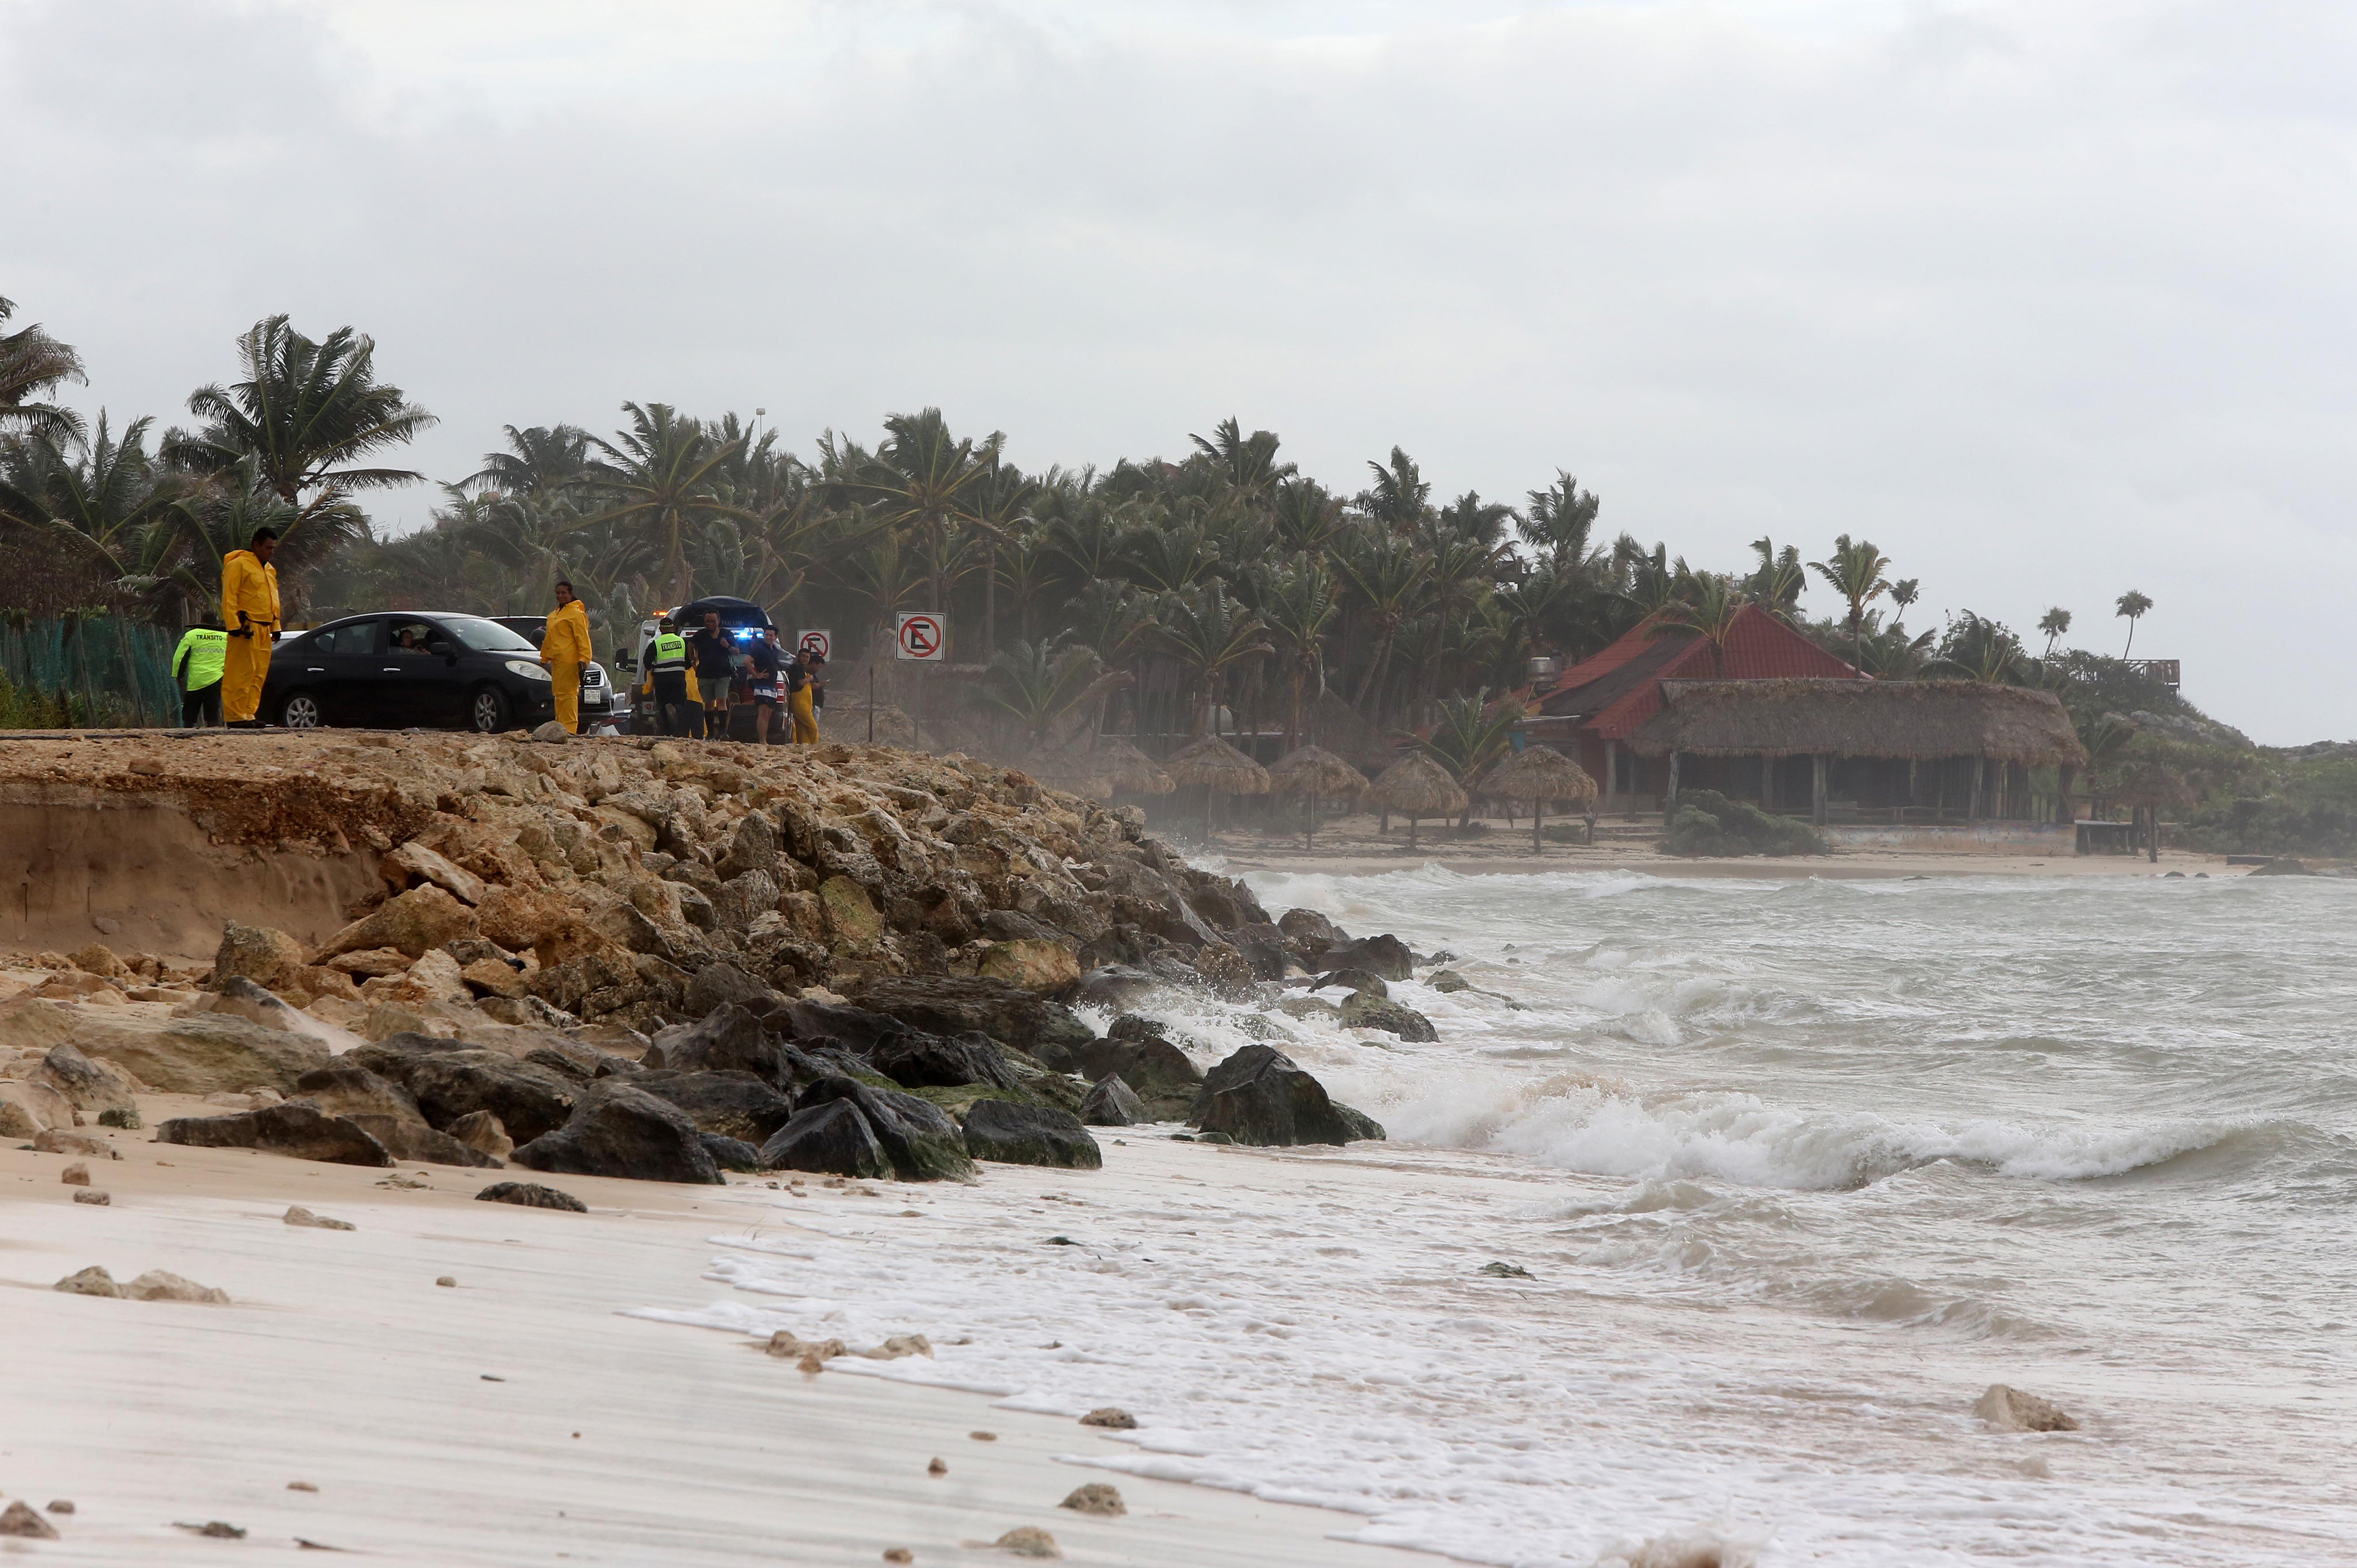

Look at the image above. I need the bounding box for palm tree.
[0,415,183,590]
[1357,447,1432,533]
[1418,692,1525,824]
[983,638,1131,748]
[0,297,87,441]
[141,457,329,623]
[1153,584,1272,736]
[464,424,592,496]
[580,403,752,605]
[1269,477,1345,556]
[1810,534,1893,669]
[1119,517,1216,595]
[966,457,1038,656]
[1742,537,1806,620]
[1522,471,1601,570]
[169,316,435,526]
[2037,607,2072,655]
[1189,417,1295,499]
[2115,590,2153,655]
[851,408,1001,650]
[1652,574,1748,675]
[1252,558,1339,747]
[1335,529,1431,716]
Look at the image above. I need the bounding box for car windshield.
[443,616,540,653]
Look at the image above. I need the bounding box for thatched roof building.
[1167,734,1270,794]
[1483,744,1597,803]
[1094,738,1174,796]
[1267,745,1367,798]
[1630,680,2087,767]
[1628,679,2087,827]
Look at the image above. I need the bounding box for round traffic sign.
[796,629,831,659]
[896,614,943,659]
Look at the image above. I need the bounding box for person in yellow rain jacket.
[539,580,593,733]
[790,651,825,743]
[220,529,280,726]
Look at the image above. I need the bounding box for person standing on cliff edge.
[539,579,592,734]
[220,527,280,727]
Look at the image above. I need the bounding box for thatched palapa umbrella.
[1266,744,1367,849]
[1020,750,1113,800]
[1371,752,1467,851]
[1094,738,1174,797]
[1483,744,1598,854]
[1167,734,1270,836]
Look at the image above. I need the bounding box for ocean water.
[638,867,2357,1566]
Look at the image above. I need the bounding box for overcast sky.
[6,0,2351,741]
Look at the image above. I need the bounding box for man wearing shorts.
[748,628,787,745]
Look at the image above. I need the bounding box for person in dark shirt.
[747,627,787,745]
[689,610,735,740]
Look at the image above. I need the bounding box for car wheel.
[278,691,323,730]
[470,685,514,734]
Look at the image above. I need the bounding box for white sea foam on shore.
[636,866,2357,1566]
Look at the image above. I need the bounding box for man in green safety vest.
[648,619,694,736]
[171,616,229,727]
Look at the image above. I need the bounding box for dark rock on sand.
[645,1003,806,1087]
[341,1114,504,1168]
[758,1098,893,1180]
[1080,1074,1148,1126]
[1225,923,1295,981]
[792,1075,975,1181]
[844,975,1095,1061]
[511,1080,724,1184]
[351,1039,579,1144]
[959,1099,1102,1169]
[289,1062,425,1122]
[699,1132,768,1171]
[477,1180,589,1212]
[1312,967,1389,999]
[631,1069,799,1144]
[1190,1045,1385,1147]
[1276,907,1343,965]
[1066,1031,1201,1120]
[156,1102,394,1166]
[684,959,778,1017]
[869,1029,1021,1092]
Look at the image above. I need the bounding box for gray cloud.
[4,0,2348,739]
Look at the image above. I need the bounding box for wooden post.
[1811,754,1828,826]
[1969,755,1984,821]
[1761,753,1774,808]
[1533,797,1543,856]
[2057,765,2076,826]
[1603,740,1617,812]
[2147,804,2160,863]
[1666,751,1681,810]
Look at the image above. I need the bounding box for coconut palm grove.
[2,301,2349,857]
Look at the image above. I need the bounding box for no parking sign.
[795,629,831,661]
[894,612,945,661]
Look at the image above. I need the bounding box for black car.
[490,616,628,727]
[262,612,559,732]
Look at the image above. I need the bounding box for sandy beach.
[2,1094,1428,1567]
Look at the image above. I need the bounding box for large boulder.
[1276,908,1343,966]
[793,1075,975,1181]
[287,1063,424,1123]
[1189,1045,1384,1147]
[352,1041,580,1144]
[711,869,781,933]
[71,1012,331,1095]
[1062,1028,1202,1120]
[511,1080,724,1185]
[211,922,308,991]
[0,995,77,1053]
[645,1004,814,1090]
[631,1069,799,1144]
[155,1103,394,1167]
[778,998,907,1054]
[38,1042,140,1119]
[1071,965,1155,1013]
[683,962,777,1019]
[758,1099,892,1180]
[1316,934,1412,983]
[1339,993,1438,1042]
[977,939,1082,994]
[1080,1074,1147,1127]
[1226,923,1294,981]
[867,1029,1021,1092]
[314,884,479,961]
[342,1114,504,1168]
[384,840,487,905]
[960,1099,1101,1169]
[0,1080,74,1138]
[845,975,1094,1060]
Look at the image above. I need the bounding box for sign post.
[894,613,944,750]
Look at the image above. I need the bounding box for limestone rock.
[1188,941,1256,998]
[34,1128,117,1159]
[1312,966,1388,999]
[1276,907,1343,965]
[460,957,529,999]
[156,1103,395,1167]
[818,876,883,946]
[342,1113,505,1168]
[869,1029,1021,1092]
[353,1041,579,1144]
[61,1161,91,1184]
[448,1110,515,1158]
[326,947,412,978]
[794,1075,975,1182]
[1338,992,1438,1042]
[960,1099,1102,1169]
[758,1098,892,1180]
[978,938,1082,994]
[1428,968,1470,993]
[125,1269,230,1303]
[0,1078,76,1137]
[212,922,308,990]
[384,839,488,905]
[54,1264,121,1296]
[1079,1407,1136,1429]
[0,1501,59,1539]
[1061,1030,1201,1121]
[71,941,130,979]
[845,975,1094,1061]
[511,1079,724,1184]
[530,719,572,742]
[646,1004,811,1090]
[1190,1045,1384,1147]
[993,1526,1061,1559]
[1079,1074,1147,1126]
[288,1062,424,1123]
[1059,1483,1125,1517]
[284,1205,356,1230]
[684,960,776,1018]
[72,1011,332,1095]
[0,993,78,1052]
[73,1187,111,1205]
[1976,1384,2080,1432]
[315,884,479,960]
[717,813,781,882]
[476,1180,589,1212]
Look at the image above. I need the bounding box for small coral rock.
[1078,1407,1136,1430]
[53,1264,121,1297]
[993,1526,1061,1558]
[1059,1483,1125,1517]
[0,1501,58,1538]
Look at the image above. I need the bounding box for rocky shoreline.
[1,731,1430,1187]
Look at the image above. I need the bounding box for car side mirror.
[428,639,454,658]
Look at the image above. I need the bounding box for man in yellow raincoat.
[539,580,593,733]
[220,528,280,726]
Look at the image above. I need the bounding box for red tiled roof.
[1539,605,1859,741]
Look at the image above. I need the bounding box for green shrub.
[1660,789,1827,857]
[97,1106,143,1130]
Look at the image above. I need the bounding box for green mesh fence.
[0,616,183,729]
